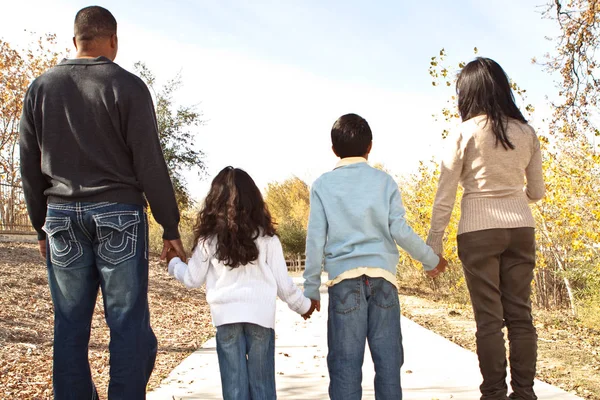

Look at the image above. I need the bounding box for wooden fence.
[0,182,34,234]
[286,255,306,272]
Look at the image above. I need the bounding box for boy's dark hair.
[74,6,117,42]
[331,113,373,158]
[193,166,276,268]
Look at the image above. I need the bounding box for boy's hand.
[427,255,448,279]
[301,299,321,320]
[312,299,321,312]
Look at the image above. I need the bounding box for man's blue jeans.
[216,323,276,400]
[44,202,157,400]
[327,275,403,400]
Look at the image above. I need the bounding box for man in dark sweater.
[19,6,185,400]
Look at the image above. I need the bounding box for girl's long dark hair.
[193,166,276,268]
[457,57,527,150]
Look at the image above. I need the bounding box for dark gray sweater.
[19,57,180,240]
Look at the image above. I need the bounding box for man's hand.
[426,255,448,279]
[38,240,46,259]
[165,247,178,262]
[161,239,187,262]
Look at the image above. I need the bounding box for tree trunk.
[538,215,578,316]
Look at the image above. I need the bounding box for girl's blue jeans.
[216,322,276,400]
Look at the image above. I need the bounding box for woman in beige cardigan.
[427,58,545,400]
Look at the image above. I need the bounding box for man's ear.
[366,142,373,155]
[72,37,78,51]
[110,34,118,49]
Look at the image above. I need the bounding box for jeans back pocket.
[93,211,140,265]
[43,217,83,268]
[370,279,399,309]
[329,278,361,314]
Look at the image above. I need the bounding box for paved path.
[148,279,581,399]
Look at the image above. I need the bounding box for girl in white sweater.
[166,166,315,400]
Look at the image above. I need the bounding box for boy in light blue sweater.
[303,113,447,400]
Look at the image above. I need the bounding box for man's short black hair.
[74,6,117,41]
[331,113,373,158]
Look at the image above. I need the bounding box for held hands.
[426,255,448,279]
[163,239,187,273]
[162,238,187,262]
[165,247,179,263]
[302,299,321,320]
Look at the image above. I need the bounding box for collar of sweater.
[335,157,367,169]
[59,56,113,66]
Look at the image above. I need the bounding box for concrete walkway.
[148,279,581,399]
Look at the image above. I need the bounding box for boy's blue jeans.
[327,275,403,400]
[44,202,157,400]
[216,323,276,400]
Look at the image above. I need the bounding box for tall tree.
[0,34,63,231]
[543,0,600,139]
[264,177,310,258]
[134,62,205,209]
[0,34,63,186]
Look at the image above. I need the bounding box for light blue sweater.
[303,161,439,300]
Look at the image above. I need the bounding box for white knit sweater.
[168,235,311,329]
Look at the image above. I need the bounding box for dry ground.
[2,245,598,399]
[0,242,213,399]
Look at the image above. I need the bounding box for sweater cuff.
[162,225,180,240]
[299,297,312,315]
[303,285,321,302]
[168,257,181,276]
[37,229,47,240]
[426,231,444,257]
[422,252,440,271]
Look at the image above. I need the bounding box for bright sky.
[1,0,559,200]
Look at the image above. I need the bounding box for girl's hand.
[165,247,178,265]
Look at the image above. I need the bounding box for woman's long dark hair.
[193,166,276,268]
[457,57,527,150]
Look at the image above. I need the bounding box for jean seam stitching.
[77,202,94,243]
[144,212,148,261]
[48,201,117,212]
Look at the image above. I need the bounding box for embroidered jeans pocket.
[94,211,140,265]
[43,217,83,268]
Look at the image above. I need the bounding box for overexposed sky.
[1,0,558,200]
